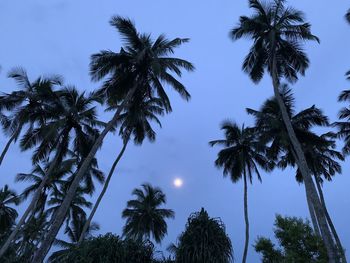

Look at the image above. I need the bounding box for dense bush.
[255,215,328,263]
[49,233,155,263]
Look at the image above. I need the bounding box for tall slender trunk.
[0,144,63,258]
[36,207,58,248]
[315,176,346,263]
[267,33,338,261]
[0,133,16,166]
[271,57,337,262]
[32,86,137,263]
[290,150,321,236]
[306,191,321,236]
[242,169,249,263]
[24,207,37,229]
[77,139,129,244]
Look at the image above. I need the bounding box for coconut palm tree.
[334,80,350,155]
[15,159,75,219]
[230,0,337,260]
[247,86,329,164]
[122,184,174,244]
[78,94,164,243]
[19,86,101,164]
[64,150,105,197]
[0,86,102,258]
[47,185,92,235]
[31,155,103,250]
[277,132,345,259]
[48,216,99,263]
[247,88,327,217]
[288,133,346,262]
[33,16,194,262]
[16,212,49,260]
[169,208,233,263]
[0,67,62,166]
[210,121,272,263]
[248,87,346,262]
[0,185,19,235]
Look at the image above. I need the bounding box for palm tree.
[248,87,346,262]
[33,16,194,262]
[230,0,337,260]
[12,159,73,253]
[247,86,330,183]
[169,208,233,263]
[16,212,49,260]
[0,86,101,258]
[15,159,75,219]
[48,216,99,262]
[33,155,103,250]
[210,121,271,263]
[20,86,101,164]
[0,185,19,235]
[334,80,350,155]
[247,86,329,165]
[47,185,92,234]
[0,67,62,166]
[78,94,164,243]
[122,183,174,244]
[295,133,346,262]
[278,133,346,261]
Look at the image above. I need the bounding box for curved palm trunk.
[315,176,346,263]
[32,86,137,263]
[271,58,338,262]
[0,146,62,258]
[77,139,129,244]
[242,170,249,263]
[0,133,16,166]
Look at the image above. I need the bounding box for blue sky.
[0,0,349,261]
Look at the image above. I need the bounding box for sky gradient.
[0,0,350,261]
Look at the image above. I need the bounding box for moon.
[173,178,183,188]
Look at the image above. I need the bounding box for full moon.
[173,178,183,188]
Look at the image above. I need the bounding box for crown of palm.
[231,0,318,83]
[115,94,164,144]
[122,184,174,243]
[90,16,194,114]
[210,121,272,183]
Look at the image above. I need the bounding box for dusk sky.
[0,0,349,261]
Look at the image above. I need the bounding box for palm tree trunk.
[315,176,346,263]
[306,192,321,236]
[242,169,249,263]
[268,34,338,261]
[0,133,16,166]
[77,139,129,244]
[271,58,337,262]
[32,85,137,263]
[36,217,53,248]
[0,145,63,258]
[290,150,321,236]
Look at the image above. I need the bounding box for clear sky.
[0,0,349,261]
